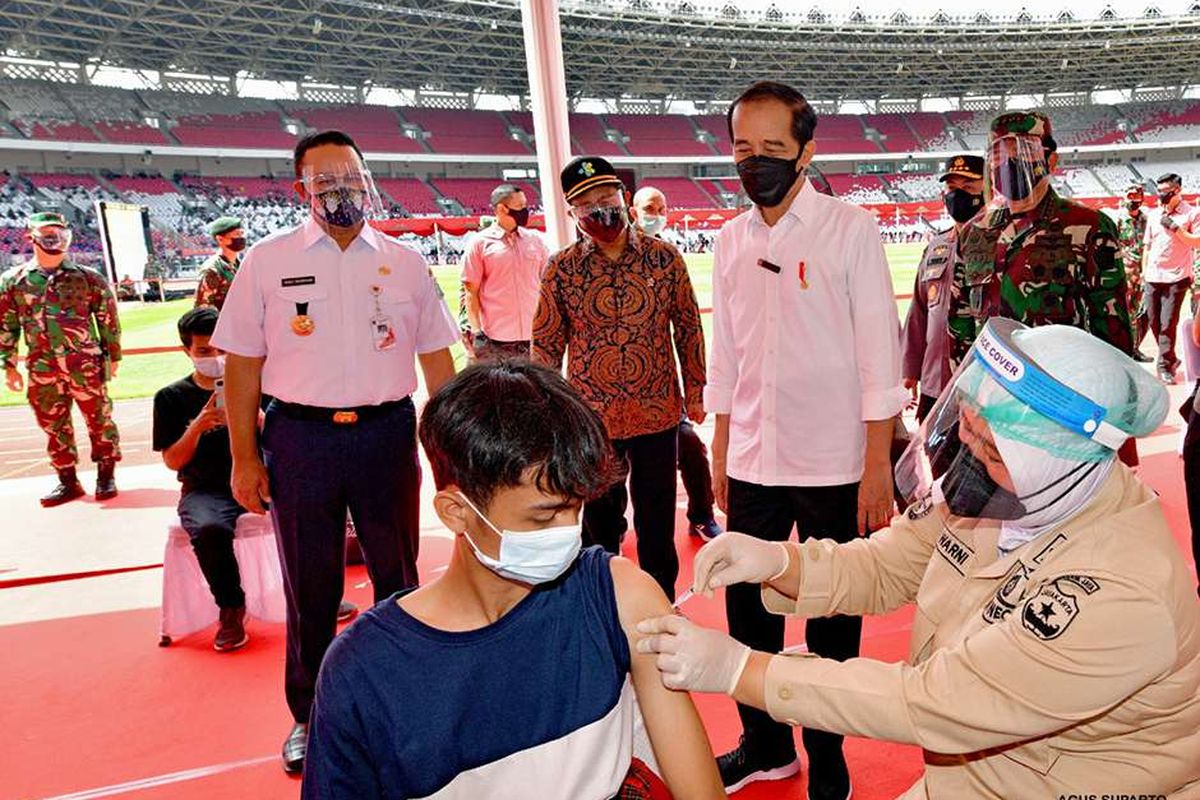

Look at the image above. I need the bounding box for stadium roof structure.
[3,0,1200,103]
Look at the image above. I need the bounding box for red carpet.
[1,432,1194,800]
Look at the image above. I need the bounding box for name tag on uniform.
[281,276,317,287]
[370,314,397,351]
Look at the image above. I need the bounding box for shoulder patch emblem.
[981,561,1032,625]
[1056,574,1101,595]
[1020,579,1081,641]
[906,494,934,520]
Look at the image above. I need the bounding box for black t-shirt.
[152,375,233,495]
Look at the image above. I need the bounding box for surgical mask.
[577,204,628,244]
[736,154,802,208]
[506,207,530,228]
[457,492,582,585]
[193,355,225,379]
[944,189,983,224]
[639,214,666,237]
[314,187,366,228]
[228,237,247,252]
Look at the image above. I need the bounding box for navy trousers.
[262,398,421,723]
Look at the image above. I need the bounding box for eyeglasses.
[569,194,624,218]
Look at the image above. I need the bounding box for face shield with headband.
[988,134,1049,209]
[896,318,1168,522]
[31,225,72,255]
[301,163,386,229]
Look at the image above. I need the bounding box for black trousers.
[726,478,861,762]
[916,393,938,425]
[1145,279,1191,373]
[177,489,247,610]
[583,426,679,600]
[1181,383,1200,592]
[262,398,421,723]
[678,419,715,524]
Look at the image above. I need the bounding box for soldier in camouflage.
[0,212,123,505]
[950,111,1137,465]
[1117,184,1152,361]
[194,216,246,311]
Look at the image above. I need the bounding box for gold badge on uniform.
[291,301,315,336]
[928,284,940,304]
[378,265,391,276]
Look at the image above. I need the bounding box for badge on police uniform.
[292,302,315,336]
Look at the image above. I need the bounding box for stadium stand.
[817,115,880,154]
[374,178,443,215]
[1060,167,1109,197]
[888,172,942,201]
[694,116,733,155]
[604,114,713,157]
[1091,163,1142,193]
[282,103,423,153]
[171,111,296,149]
[823,173,889,203]
[864,114,922,153]
[402,108,529,156]
[905,113,952,149]
[1127,99,1200,143]
[568,113,624,156]
[636,177,716,208]
[1139,160,1200,190]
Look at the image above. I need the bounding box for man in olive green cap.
[0,211,123,505]
[195,216,246,311]
[950,110,1137,464]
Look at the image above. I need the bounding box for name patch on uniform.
[1021,579,1082,641]
[981,561,1032,625]
[281,276,317,287]
[936,529,974,574]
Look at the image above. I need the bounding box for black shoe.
[716,737,801,794]
[40,469,85,508]
[94,460,118,500]
[214,606,248,651]
[807,749,852,800]
[690,519,723,542]
[337,600,358,623]
[1133,350,1154,363]
[282,722,307,774]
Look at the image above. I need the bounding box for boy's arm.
[303,671,385,800]
[611,557,724,800]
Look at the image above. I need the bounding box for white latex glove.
[636,614,752,694]
[692,532,789,597]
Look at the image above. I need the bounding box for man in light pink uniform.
[461,183,549,360]
[1143,171,1200,383]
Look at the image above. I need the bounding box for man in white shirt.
[212,130,459,773]
[461,183,548,360]
[705,80,907,799]
[1142,172,1200,384]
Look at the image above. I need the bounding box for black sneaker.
[214,607,248,652]
[716,738,801,794]
[282,722,307,774]
[1133,350,1154,363]
[690,519,723,542]
[807,750,852,800]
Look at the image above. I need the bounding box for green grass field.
[0,243,926,406]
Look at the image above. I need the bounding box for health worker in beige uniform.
[639,318,1200,799]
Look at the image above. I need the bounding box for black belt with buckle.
[270,397,412,425]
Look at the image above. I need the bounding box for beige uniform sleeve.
[761,498,944,619]
[762,571,1177,755]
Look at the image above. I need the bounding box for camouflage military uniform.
[1118,211,1148,314]
[0,259,122,469]
[194,253,240,310]
[950,188,1133,365]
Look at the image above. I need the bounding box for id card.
[369,314,397,351]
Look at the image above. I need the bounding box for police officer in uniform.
[0,212,121,505]
[949,111,1137,466]
[195,216,247,311]
[901,155,984,423]
[212,130,458,773]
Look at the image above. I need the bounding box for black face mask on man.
[1158,189,1179,206]
[228,236,247,252]
[736,155,802,208]
[1002,160,1043,202]
[944,189,984,224]
[507,207,531,228]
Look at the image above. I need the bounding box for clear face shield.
[300,163,386,229]
[988,134,1049,209]
[31,226,72,254]
[895,318,1128,520]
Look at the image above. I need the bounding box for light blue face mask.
[639,214,666,237]
[457,493,582,585]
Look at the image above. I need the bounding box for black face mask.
[1159,190,1178,206]
[944,189,984,223]
[941,445,1027,520]
[736,155,802,208]
[1125,201,1141,214]
[507,207,530,228]
[228,237,247,252]
[1002,160,1041,202]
